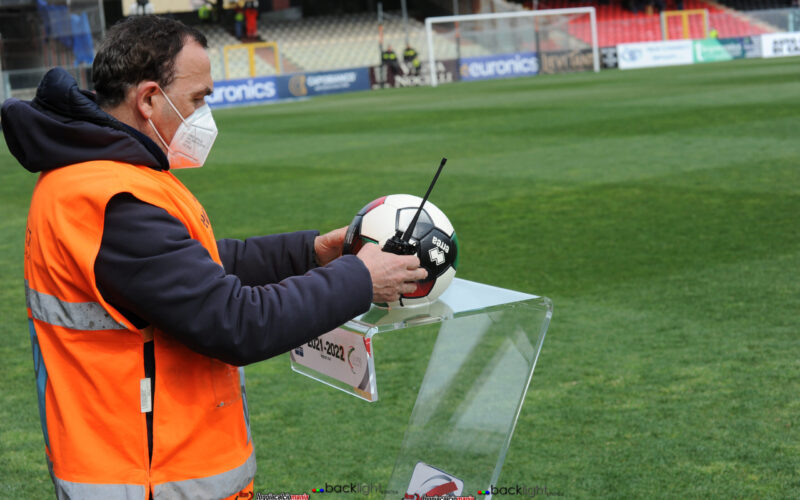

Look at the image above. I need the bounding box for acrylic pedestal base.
[290,278,552,499]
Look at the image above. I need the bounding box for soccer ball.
[344,194,459,308]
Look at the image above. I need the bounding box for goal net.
[424,7,599,87]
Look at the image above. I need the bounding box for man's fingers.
[401,255,422,269]
[357,245,435,303]
[328,226,347,243]
[397,255,427,282]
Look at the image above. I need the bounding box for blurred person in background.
[244,0,259,40]
[197,0,216,23]
[403,44,421,76]
[233,0,245,39]
[381,44,401,86]
[128,0,154,16]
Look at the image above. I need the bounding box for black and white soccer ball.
[344,194,459,308]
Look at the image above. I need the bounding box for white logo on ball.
[429,247,445,266]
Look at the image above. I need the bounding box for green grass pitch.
[1,56,799,498]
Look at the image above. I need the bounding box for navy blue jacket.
[2,68,373,366]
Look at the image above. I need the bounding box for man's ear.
[134,81,160,121]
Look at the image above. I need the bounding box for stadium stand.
[198,12,496,76]
[196,24,286,80]
[197,0,785,79]
[257,13,426,72]
[714,0,792,9]
[535,0,773,44]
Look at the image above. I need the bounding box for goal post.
[661,9,709,40]
[222,42,282,80]
[425,7,599,88]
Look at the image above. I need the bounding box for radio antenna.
[381,157,447,255]
[401,157,447,242]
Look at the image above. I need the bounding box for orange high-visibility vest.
[24,160,255,499]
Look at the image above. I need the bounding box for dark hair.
[93,16,208,108]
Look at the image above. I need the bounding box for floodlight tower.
[377,1,384,52]
[453,0,461,63]
[401,0,410,46]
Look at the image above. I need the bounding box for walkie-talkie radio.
[380,157,447,256]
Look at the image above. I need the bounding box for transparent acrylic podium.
[290,278,552,498]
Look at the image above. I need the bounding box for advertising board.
[458,52,539,81]
[207,76,279,108]
[539,48,595,74]
[693,37,760,62]
[617,40,693,70]
[369,60,458,89]
[760,32,800,58]
[276,68,370,98]
[693,39,735,63]
[600,46,618,69]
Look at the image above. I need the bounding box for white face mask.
[148,86,218,169]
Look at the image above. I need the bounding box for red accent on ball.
[404,280,435,298]
[351,239,365,254]
[364,196,387,213]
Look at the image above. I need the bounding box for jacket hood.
[1,67,168,173]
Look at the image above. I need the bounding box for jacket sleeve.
[216,232,318,286]
[94,193,373,366]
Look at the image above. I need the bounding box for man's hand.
[356,243,428,303]
[314,227,347,266]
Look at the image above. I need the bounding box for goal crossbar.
[424,7,599,87]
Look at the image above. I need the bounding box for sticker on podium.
[404,462,464,499]
[290,327,372,396]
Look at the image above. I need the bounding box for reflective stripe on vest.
[46,443,256,500]
[153,450,256,499]
[48,456,146,500]
[26,281,126,331]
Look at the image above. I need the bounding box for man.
[403,44,420,76]
[2,15,425,500]
[128,0,155,16]
[233,0,245,39]
[244,0,258,40]
[381,45,401,87]
[197,0,214,23]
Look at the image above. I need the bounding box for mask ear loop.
[148,118,171,152]
[147,85,186,154]
[155,84,189,124]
